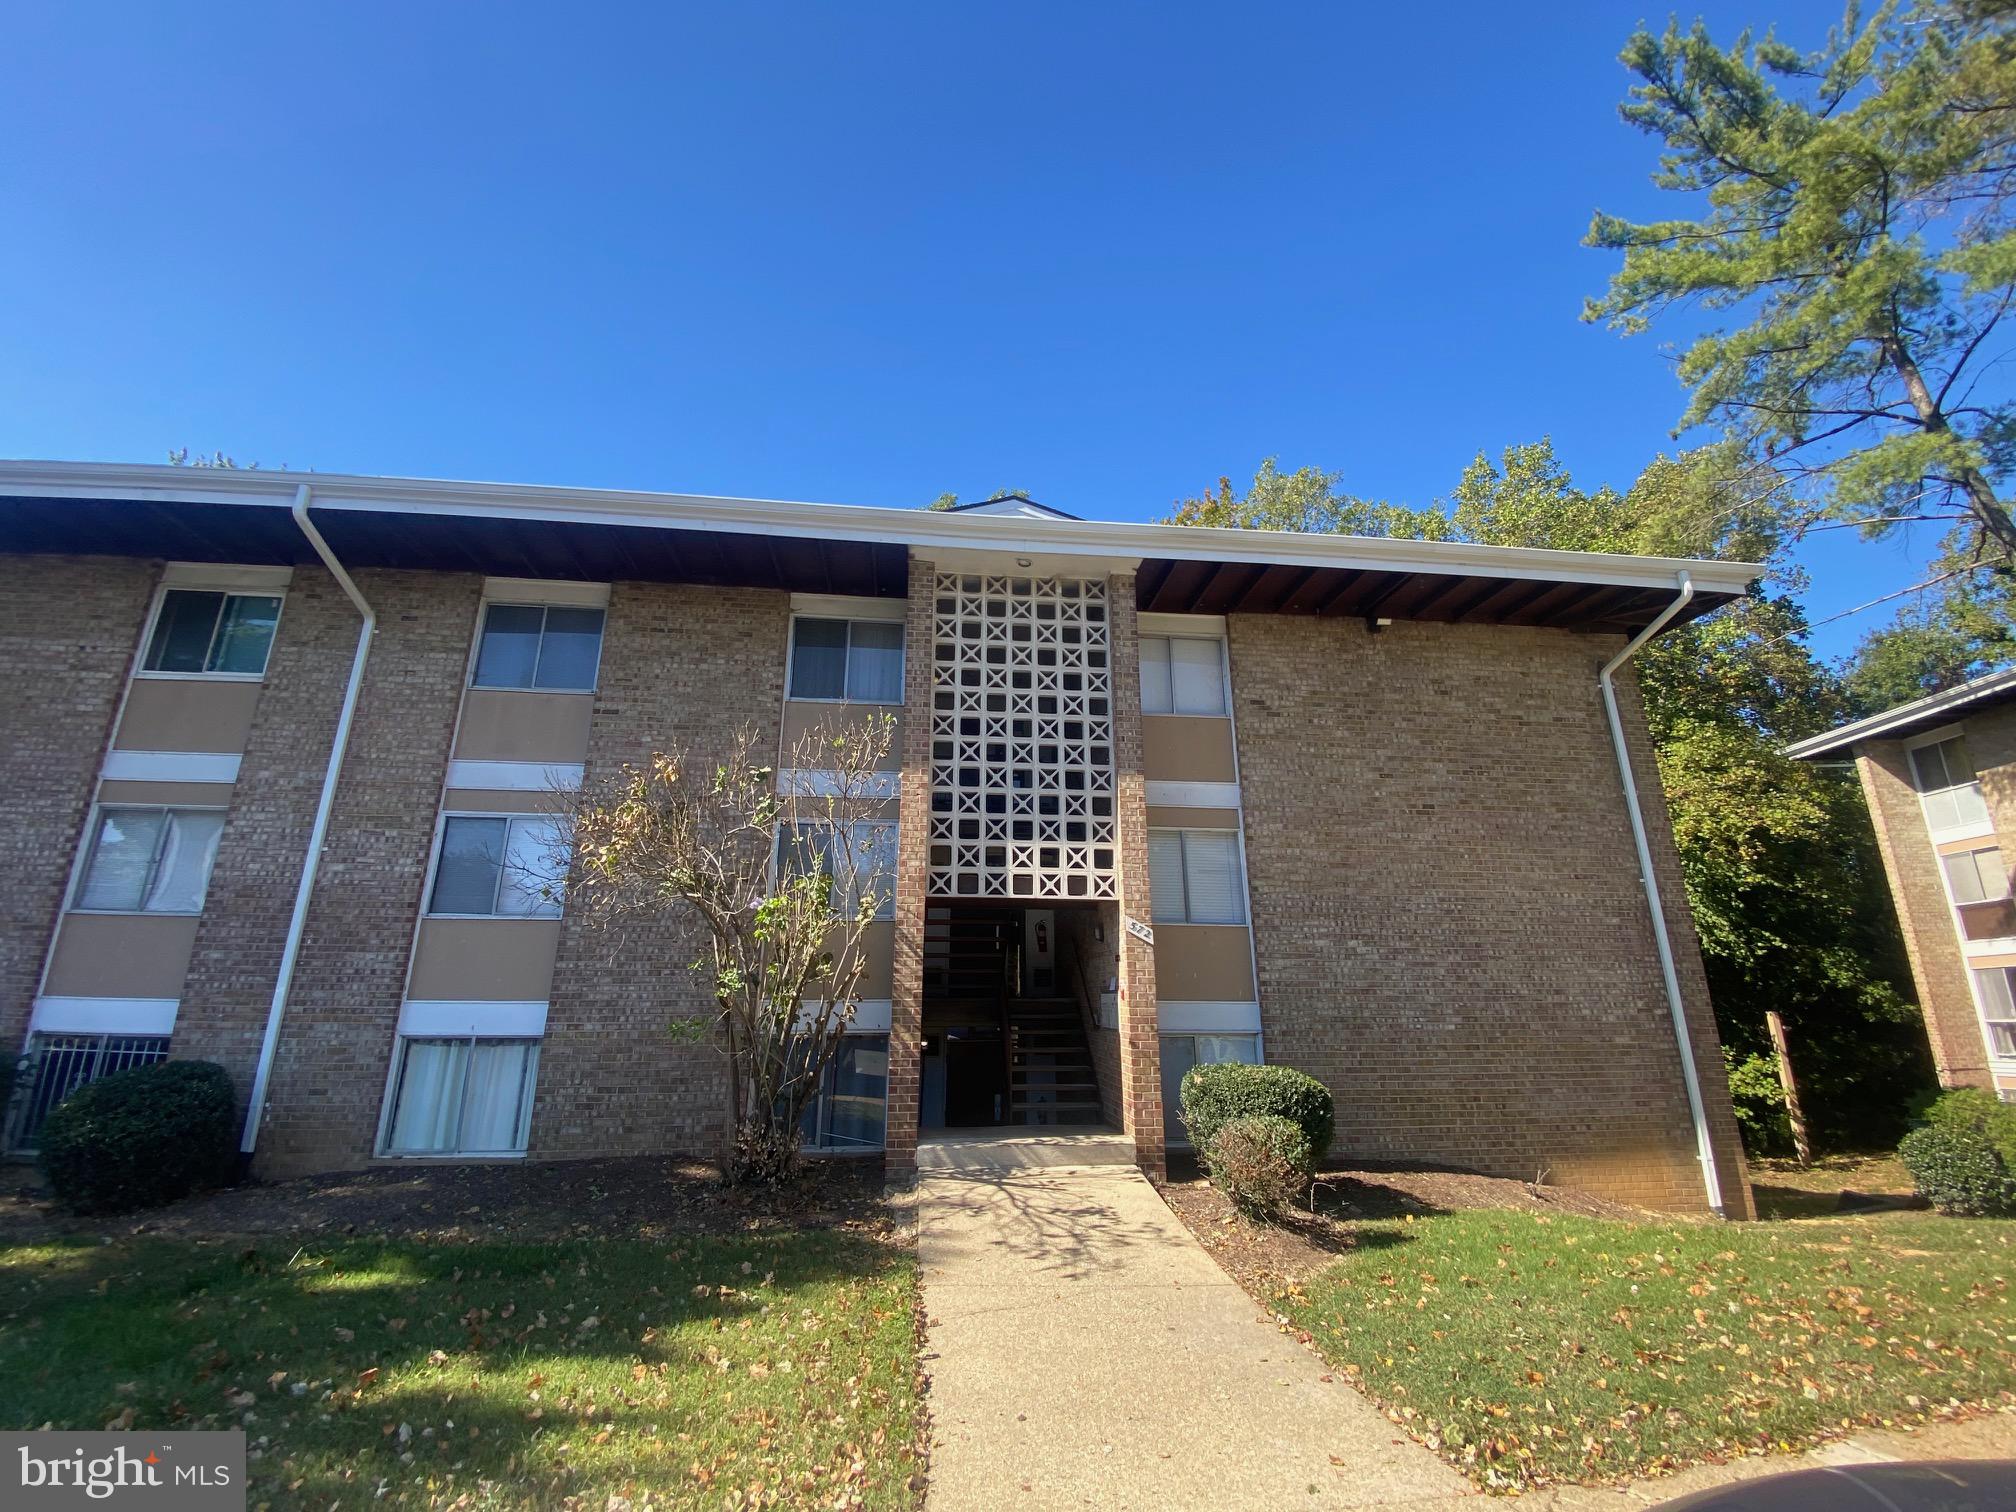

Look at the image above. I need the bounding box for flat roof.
[1785,666,2016,760]
[0,460,1764,633]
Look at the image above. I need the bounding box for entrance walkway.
[914,1137,1471,1509]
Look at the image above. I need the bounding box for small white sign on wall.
[1124,915,1154,946]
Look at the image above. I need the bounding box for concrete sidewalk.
[914,1148,1472,1510]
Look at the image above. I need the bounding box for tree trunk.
[1884,335,2016,559]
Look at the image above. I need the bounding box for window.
[1148,829,1247,924]
[74,807,225,913]
[1974,968,2016,1060]
[798,1034,888,1150]
[384,1037,540,1154]
[429,815,566,917]
[1911,736,1991,834]
[1944,847,2009,905]
[9,1033,169,1151]
[776,821,897,919]
[471,603,606,691]
[788,618,904,703]
[1140,636,1227,716]
[1160,1033,1259,1146]
[143,589,282,677]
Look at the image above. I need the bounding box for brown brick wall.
[884,555,936,1175]
[1970,704,2016,866]
[0,556,158,1052]
[1107,576,1165,1179]
[1856,736,1995,1089]
[252,572,481,1174]
[531,583,790,1159]
[1227,614,1751,1217]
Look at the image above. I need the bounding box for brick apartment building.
[0,462,1758,1215]
[1789,669,2016,1103]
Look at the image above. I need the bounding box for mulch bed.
[1161,1151,1669,1294]
[0,1153,895,1248]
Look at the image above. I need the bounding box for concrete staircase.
[1006,996,1104,1127]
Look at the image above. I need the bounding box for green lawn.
[0,1230,923,1509]
[1274,1208,2016,1490]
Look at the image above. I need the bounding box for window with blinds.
[1148,829,1247,924]
[1140,636,1226,716]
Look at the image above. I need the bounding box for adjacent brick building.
[0,462,1758,1213]
[1789,669,2016,1104]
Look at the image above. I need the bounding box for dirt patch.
[1162,1153,1668,1293]
[0,1154,895,1248]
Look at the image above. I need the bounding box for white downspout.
[1598,570,1727,1218]
[239,484,375,1155]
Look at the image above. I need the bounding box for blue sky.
[0,2,1946,659]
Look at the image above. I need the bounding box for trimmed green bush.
[1180,1062,1334,1161]
[38,1060,237,1215]
[1897,1089,2016,1217]
[1204,1113,1312,1220]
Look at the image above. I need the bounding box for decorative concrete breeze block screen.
[928,572,1118,899]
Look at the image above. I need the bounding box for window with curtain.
[471,603,606,690]
[1944,847,2009,904]
[1140,635,1227,716]
[1971,967,2016,1061]
[798,1034,889,1149]
[429,815,567,917]
[1911,736,1991,833]
[788,618,904,703]
[776,821,897,919]
[384,1037,541,1154]
[1147,829,1247,924]
[1159,1033,1260,1146]
[143,589,283,676]
[75,807,226,913]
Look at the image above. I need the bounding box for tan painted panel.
[781,703,904,771]
[408,919,563,1001]
[1141,716,1237,783]
[1152,924,1255,1001]
[1970,950,2016,969]
[441,789,569,815]
[44,913,201,999]
[1938,834,2002,856]
[453,691,594,763]
[114,679,261,754]
[97,780,235,807]
[858,920,894,1001]
[1145,806,1240,830]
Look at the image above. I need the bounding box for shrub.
[1897,1089,2016,1217]
[1204,1114,1312,1220]
[38,1061,237,1215]
[1180,1062,1334,1160]
[1723,1049,1792,1157]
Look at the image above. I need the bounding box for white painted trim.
[790,593,906,622]
[446,759,584,792]
[1144,780,1241,809]
[398,999,550,1037]
[29,996,178,1036]
[1964,936,2016,958]
[1788,672,2016,759]
[0,461,1763,597]
[1156,999,1262,1034]
[161,562,293,592]
[778,768,900,799]
[101,749,241,784]
[1138,612,1227,637]
[481,577,609,608]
